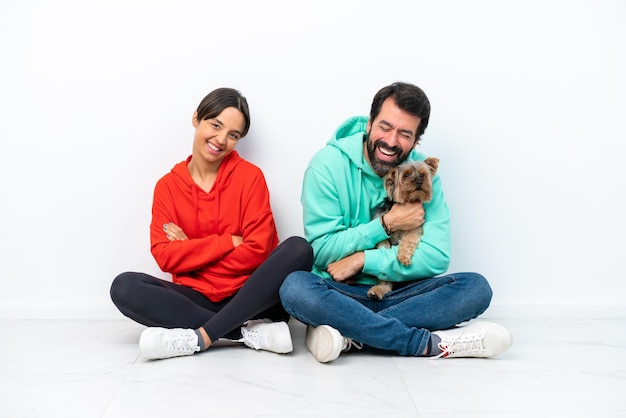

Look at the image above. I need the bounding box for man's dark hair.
[196,88,251,138]
[369,82,431,141]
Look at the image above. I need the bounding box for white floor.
[1,314,625,417]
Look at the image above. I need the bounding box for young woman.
[110,88,313,360]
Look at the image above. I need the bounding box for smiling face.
[365,97,422,176]
[191,106,245,165]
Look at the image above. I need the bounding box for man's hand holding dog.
[327,203,424,283]
[384,202,425,233]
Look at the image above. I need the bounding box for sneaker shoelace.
[344,338,363,352]
[432,332,486,359]
[241,327,267,350]
[166,333,198,354]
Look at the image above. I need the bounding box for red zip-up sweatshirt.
[149,151,278,302]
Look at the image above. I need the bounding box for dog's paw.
[367,282,392,300]
[398,239,417,265]
[367,287,385,300]
[397,251,413,266]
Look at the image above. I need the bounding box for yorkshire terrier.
[367,157,440,300]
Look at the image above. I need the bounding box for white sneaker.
[431,321,512,359]
[240,319,293,354]
[139,327,200,360]
[305,324,362,363]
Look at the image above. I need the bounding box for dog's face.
[383,157,439,204]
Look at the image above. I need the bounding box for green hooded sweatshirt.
[302,115,451,285]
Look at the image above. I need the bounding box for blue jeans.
[279,271,492,356]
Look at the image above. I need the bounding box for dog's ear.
[384,167,398,194]
[424,157,439,175]
[385,167,399,184]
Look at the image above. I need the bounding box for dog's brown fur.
[367,157,440,300]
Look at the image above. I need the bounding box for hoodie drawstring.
[191,186,201,236]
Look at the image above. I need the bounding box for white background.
[1,0,624,318]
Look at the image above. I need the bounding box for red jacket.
[150,152,278,301]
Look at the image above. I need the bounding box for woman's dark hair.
[196,88,251,138]
[369,82,431,140]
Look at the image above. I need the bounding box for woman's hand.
[163,222,189,241]
[231,235,243,247]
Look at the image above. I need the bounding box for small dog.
[367,157,440,300]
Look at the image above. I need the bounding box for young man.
[280,82,512,363]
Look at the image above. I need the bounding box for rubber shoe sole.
[305,325,344,363]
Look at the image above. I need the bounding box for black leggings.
[110,236,313,342]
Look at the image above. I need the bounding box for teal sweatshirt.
[302,116,451,285]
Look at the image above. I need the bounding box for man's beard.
[366,133,410,176]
